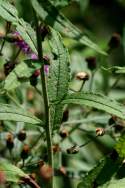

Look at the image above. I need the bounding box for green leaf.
[0,103,41,124]
[98,178,125,188]
[16,19,37,54]
[0,0,18,22]
[115,134,125,158]
[48,28,70,129]
[0,1,37,54]
[0,160,27,183]
[102,66,125,74]
[4,60,41,91]
[48,28,70,102]
[78,158,106,188]
[50,0,70,8]
[61,92,125,120]
[31,0,106,55]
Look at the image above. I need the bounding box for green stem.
[34,13,53,188]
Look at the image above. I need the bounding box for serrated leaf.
[98,178,125,188]
[0,1,37,54]
[31,0,106,55]
[0,0,18,22]
[4,60,41,91]
[61,92,125,120]
[16,19,37,54]
[78,158,106,188]
[48,28,70,129]
[48,28,70,102]
[0,160,27,183]
[0,103,41,124]
[115,134,125,158]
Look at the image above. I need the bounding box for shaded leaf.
[61,92,125,120]
[47,28,70,129]
[98,178,125,188]
[31,0,106,55]
[0,0,18,22]
[0,160,27,183]
[78,158,106,188]
[0,103,41,124]
[4,60,41,91]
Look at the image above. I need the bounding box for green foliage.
[61,92,125,119]
[0,103,41,124]
[115,134,125,158]
[0,160,26,183]
[4,60,41,91]
[31,0,106,54]
[98,178,125,188]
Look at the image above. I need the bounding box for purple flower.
[13,31,31,54]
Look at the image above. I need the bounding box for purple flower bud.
[44,65,49,75]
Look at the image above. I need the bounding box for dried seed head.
[108,33,121,50]
[59,129,68,138]
[86,56,97,70]
[96,128,105,136]
[76,72,89,81]
[17,130,26,142]
[21,144,30,160]
[40,164,53,180]
[52,144,60,153]
[67,145,79,154]
[6,133,14,150]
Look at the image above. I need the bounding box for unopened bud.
[40,25,50,41]
[67,145,79,154]
[52,144,60,153]
[108,33,121,50]
[62,109,69,123]
[40,164,53,180]
[86,56,97,70]
[76,72,89,81]
[59,129,68,138]
[6,133,14,150]
[21,144,30,160]
[96,128,105,136]
[17,130,26,142]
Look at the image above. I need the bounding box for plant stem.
[34,13,53,188]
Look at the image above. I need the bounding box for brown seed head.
[17,130,26,142]
[76,72,89,81]
[108,33,121,50]
[59,129,68,138]
[40,164,53,180]
[96,128,105,136]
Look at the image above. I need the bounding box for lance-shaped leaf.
[16,19,37,54]
[0,103,41,124]
[4,60,41,91]
[0,160,27,183]
[0,0,18,22]
[61,92,125,120]
[48,28,70,129]
[31,0,106,55]
[0,1,37,53]
[48,28,70,102]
